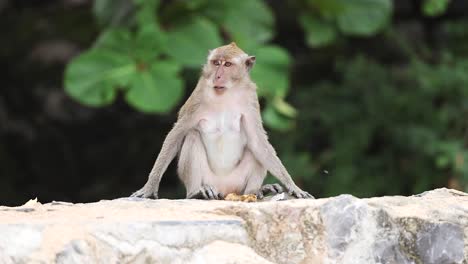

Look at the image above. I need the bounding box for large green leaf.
[273,97,297,118]
[197,0,239,24]
[222,0,274,51]
[166,17,222,67]
[94,26,167,62]
[65,50,135,106]
[300,14,337,47]
[134,23,168,61]
[94,28,133,54]
[125,60,184,113]
[262,104,295,131]
[134,0,160,26]
[250,46,291,97]
[337,0,392,36]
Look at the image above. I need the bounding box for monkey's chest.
[198,112,246,175]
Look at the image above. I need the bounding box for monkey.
[131,42,313,200]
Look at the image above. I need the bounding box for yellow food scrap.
[225,193,257,202]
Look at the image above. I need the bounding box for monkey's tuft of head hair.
[209,42,247,61]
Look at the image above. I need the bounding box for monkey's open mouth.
[214,86,226,91]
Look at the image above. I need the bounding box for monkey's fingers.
[260,184,284,196]
[300,191,314,199]
[208,186,223,200]
[271,183,283,193]
[130,187,158,199]
[262,185,275,194]
[288,189,314,199]
[188,190,204,199]
[255,191,264,200]
[130,191,141,198]
[200,185,222,200]
[204,186,216,200]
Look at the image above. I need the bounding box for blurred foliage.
[422,0,450,17]
[299,0,392,47]
[65,0,394,130]
[65,0,296,129]
[59,0,468,198]
[279,55,468,196]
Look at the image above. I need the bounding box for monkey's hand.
[130,185,158,199]
[256,184,284,199]
[286,185,314,199]
[188,185,224,200]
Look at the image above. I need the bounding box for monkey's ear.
[245,56,256,71]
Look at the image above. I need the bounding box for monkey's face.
[204,43,256,94]
[209,58,242,94]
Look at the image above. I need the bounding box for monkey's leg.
[239,152,284,199]
[177,130,223,200]
[237,150,270,199]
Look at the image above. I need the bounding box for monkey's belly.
[199,112,246,176]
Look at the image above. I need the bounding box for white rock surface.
[0,188,467,264]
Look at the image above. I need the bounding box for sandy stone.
[0,188,467,263]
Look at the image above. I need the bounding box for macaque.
[131,42,313,200]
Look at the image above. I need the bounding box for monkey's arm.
[242,112,314,199]
[131,121,187,199]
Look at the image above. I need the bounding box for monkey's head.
[203,42,256,94]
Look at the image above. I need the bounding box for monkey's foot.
[130,186,158,199]
[188,185,223,200]
[256,184,284,199]
[287,186,314,199]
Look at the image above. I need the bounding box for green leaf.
[422,0,450,17]
[222,0,274,51]
[186,0,209,11]
[273,97,297,118]
[250,46,291,97]
[299,14,337,47]
[337,0,392,36]
[262,104,295,132]
[93,0,135,27]
[65,50,136,106]
[94,28,133,54]
[197,1,239,23]
[94,26,167,62]
[134,24,168,61]
[126,60,184,113]
[307,0,346,19]
[194,0,273,52]
[134,0,160,26]
[166,17,222,67]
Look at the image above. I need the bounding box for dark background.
[1,0,468,206]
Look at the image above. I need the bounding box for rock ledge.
[0,188,467,264]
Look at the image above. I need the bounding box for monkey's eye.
[224,62,232,67]
[213,60,221,66]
